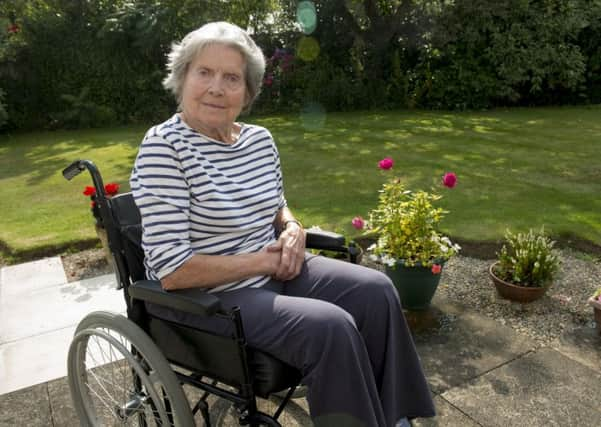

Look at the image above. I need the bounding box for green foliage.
[0,0,277,131]
[52,87,116,129]
[1,0,600,131]
[495,229,560,288]
[0,88,7,128]
[424,0,589,108]
[367,180,459,267]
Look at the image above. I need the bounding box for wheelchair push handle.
[62,159,106,199]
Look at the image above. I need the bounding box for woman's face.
[180,43,247,139]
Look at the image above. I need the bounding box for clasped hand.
[266,225,306,281]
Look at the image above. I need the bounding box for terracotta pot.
[488,262,548,303]
[95,224,115,271]
[588,297,601,335]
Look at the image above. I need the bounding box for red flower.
[263,72,275,87]
[351,216,365,230]
[378,157,394,170]
[91,201,96,208]
[442,172,457,188]
[7,24,19,34]
[431,264,442,275]
[83,186,96,196]
[104,182,120,196]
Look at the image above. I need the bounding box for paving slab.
[413,396,480,427]
[411,300,535,394]
[184,381,311,426]
[47,377,79,427]
[0,326,76,395]
[551,325,601,373]
[0,383,51,427]
[442,347,601,427]
[0,273,124,343]
[0,257,67,296]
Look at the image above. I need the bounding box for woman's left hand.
[267,223,306,281]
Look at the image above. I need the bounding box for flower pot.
[95,224,115,271]
[588,297,601,335]
[385,261,443,311]
[488,262,547,303]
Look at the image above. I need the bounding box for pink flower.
[431,264,442,275]
[351,216,365,230]
[442,172,457,188]
[378,157,394,170]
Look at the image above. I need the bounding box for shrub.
[0,88,7,128]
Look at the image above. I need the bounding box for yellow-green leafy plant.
[353,157,460,271]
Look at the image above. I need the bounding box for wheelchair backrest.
[104,192,146,288]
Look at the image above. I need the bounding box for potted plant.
[489,228,560,303]
[353,158,460,310]
[588,288,601,335]
[83,182,120,265]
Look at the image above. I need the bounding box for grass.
[1,106,600,261]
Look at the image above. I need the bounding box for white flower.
[367,243,377,252]
[380,254,397,267]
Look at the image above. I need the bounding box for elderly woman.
[130,21,434,427]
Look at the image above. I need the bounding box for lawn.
[1,106,600,261]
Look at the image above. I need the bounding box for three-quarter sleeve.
[130,130,194,279]
[272,139,287,210]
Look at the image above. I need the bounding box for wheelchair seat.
[63,159,360,426]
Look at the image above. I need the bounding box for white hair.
[163,22,266,113]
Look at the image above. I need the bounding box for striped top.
[130,114,287,293]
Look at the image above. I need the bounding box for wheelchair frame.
[63,159,361,426]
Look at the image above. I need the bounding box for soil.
[62,248,114,282]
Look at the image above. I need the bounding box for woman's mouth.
[203,102,225,109]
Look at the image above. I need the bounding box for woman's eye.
[197,68,210,77]
[226,74,241,83]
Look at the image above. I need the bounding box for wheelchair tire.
[68,311,194,426]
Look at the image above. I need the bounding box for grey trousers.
[152,253,435,426]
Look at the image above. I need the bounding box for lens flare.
[297,1,317,34]
[300,101,326,131]
[297,36,320,62]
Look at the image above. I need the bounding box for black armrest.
[129,280,222,317]
[306,228,346,251]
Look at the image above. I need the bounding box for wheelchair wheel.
[68,311,194,426]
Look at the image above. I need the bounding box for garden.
[1,2,601,424]
[1,1,601,327]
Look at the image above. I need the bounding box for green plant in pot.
[353,158,460,310]
[489,228,560,303]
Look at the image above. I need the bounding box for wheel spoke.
[68,313,193,426]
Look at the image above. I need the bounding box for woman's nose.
[207,75,225,94]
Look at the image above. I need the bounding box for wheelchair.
[63,159,361,426]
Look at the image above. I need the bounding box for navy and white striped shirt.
[130,114,287,292]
